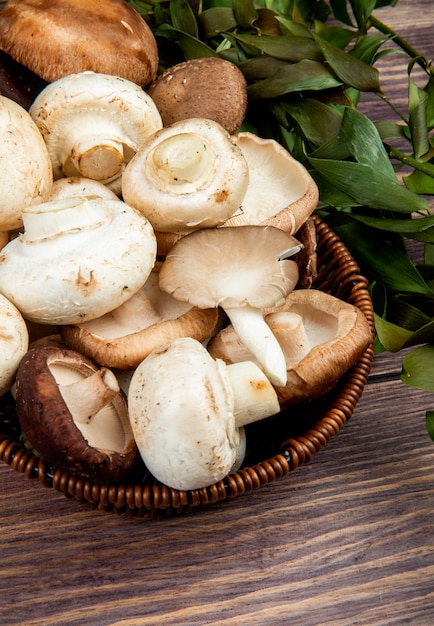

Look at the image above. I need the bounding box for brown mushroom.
[147,57,248,134]
[15,346,141,482]
[208,289,373,405]
[60,262,219,370]
[0,0,158,87]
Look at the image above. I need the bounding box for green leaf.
[374,313,414,352]
[170,0,198,37]
[426,411,434,442]
[199,8,238,37]
[228,32,323,62]
[308,157,428,213]
[332,221,434,295]
[404,169,434,195]
[247,59,341,99]
[408,77,430,159]
[233,0,258,29]
[312,32,381,92]
[350,214,434,238]
[401,345,434,392]
[339,107,396,176]
[280,97,344,147]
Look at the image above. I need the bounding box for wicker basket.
[0,216,375,519]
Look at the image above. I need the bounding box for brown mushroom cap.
[147,57,248,134]
[0,0,158,87]
[15,346,142,482]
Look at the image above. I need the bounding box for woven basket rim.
[0,215,375,519]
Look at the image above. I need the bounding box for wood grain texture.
[1,1,434,625]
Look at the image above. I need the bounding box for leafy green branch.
[128,0,434,438]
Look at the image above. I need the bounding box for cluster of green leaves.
[129,0,434,436]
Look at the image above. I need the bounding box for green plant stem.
[388,145,434,178]
[369,14,432,75]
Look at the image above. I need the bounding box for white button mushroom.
[121,117,249,233]
[29,71,163,187]
[0,196,157,325]
[0,95,52,232]
[127,337,280,490]
[0,293,29,396]
[158,225,302,387]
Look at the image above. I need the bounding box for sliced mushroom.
[122,117,249,233]
[159,225,302,387]
[61,262,219,370]
[225,132,319,234]
[147,57,248,134]
[208,289,373,405]
[15,346,141,482]
[0,95,52,233]
[29,71,163,185]
[127,337,280,490]
[0,196,157,325]
[0,0,159,87]
[0,293,29,396]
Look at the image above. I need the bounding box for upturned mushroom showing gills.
[60,261,219,370]
[29,71,163,186]
[0,196,157,325]
[0,293,29,397]
[208,289,373,406]
[0,95,52,233]
[15,346,141,482]
[225,132,319,235]
[127,337,280,490]
[159,225,302,387]
[0,0,159,87]
[121,118,249,233]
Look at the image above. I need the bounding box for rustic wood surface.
[1,1,434,624]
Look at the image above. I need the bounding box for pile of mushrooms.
[0,0,373,490]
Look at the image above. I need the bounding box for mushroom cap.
[121,117,249,233]
[0,0,158,87]
[47,177,121,202]
[0,95,53,231]
[0,293,29,396]
[127,336,242,490]
[0,196,157,325]
[29,71,163,182]
[147,57,248,134]
[60,262,219,370]
[225,132,319,234]
[15,346,141,482]
[208,289,373,405]
[159,225,302,310]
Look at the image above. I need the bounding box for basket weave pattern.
[0,216,375,518]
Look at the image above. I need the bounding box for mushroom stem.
[224,305,288,387]
[226,360,280,427]
[57,367,120,425]
[266,311,312,368]
[22,196,110,240]
[151,133,215,187]
[68,135,125,181]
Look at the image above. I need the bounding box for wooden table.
[1,1,434,624]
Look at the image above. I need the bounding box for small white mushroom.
[29,71,163,186]
[159,225,302,387]
[0,293,29,396]
[127,337,280,490]
[47,177,121,202]
[0,196,157,325]
[121,117,249,233]
[0,95,53,233]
